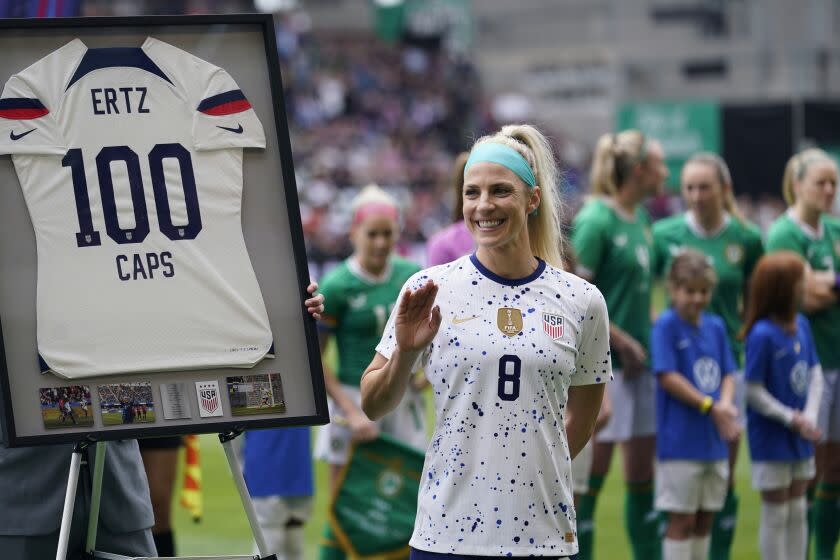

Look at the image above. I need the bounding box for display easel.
[57,430,274,560]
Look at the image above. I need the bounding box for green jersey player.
[315,185,425,560]
[766,149,840,560]
[652,153,764,560]
[571,130,668,560]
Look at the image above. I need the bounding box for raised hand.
[395,280,442,353]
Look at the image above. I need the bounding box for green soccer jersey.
[652,213,764,364]
[319,256,422,386]
[766,211,840,369]
[572,197,654,368]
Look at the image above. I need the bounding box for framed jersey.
[0,15,328,447]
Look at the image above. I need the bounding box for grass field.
[41,406,94,429]
[231,404,287,416]
[101,409,157,425]
[169,290,765,559]
[169,429,762,559]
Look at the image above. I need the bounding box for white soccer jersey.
[0,38,274,378]
[376,254,611,557]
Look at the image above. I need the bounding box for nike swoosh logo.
[9,128,36,141]
[216,124,243,134]
[452,316,479,325]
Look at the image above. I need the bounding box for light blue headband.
[464,143,537,188]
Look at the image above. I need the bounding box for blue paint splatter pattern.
[375,255,612,557]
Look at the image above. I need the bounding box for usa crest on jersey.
[195,380,223,417]
[542,312,564,341]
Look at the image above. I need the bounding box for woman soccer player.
[742,252,824,560]
[652,153,764,559]
[315,184,427,560]
[651,250,740,560]
[571,129,668,560]
[361,124,609,560]
[766,149,839,560]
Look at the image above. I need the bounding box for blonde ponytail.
[590,130,647,196]
[470,124,564,268]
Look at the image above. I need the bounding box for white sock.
[786,495,808,560]
[760,501,789,560]
[663,538,692,560]
[284,525,306,560]
[690,535,710,560]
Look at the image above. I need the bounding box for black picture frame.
[0,14,329,447]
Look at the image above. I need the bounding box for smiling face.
[795,159,838,215]
[462,161,540,254]
[351,213,398,275]
[670,277,713,326]
[681,160,726,224]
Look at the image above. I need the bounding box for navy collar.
[66,45,172,91]
[469,253,546,286]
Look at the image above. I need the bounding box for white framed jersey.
[376,254,612,557]
[0,37,274,378]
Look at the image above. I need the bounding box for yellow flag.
[179,434,203,522]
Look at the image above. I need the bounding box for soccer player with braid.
[765,149,840,560]
[571,130,668,560]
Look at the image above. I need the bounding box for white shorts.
[596,370,656,442]
[751,459,816,490]
[314,384,428,465]
[655,460,729,513]
[253,495,313,527]
[817,369,840,443]
[252,495,313,557]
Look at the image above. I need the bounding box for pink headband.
[352,202,399,226]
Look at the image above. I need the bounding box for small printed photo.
[97,382,156,426]
[227,373,286,416]
[39,385,94,429]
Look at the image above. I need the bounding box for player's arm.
[362,281,441,420]
[575,267,647,378]
[593,388,612,433]
[568,288,611,453]
[746,382,820,441]
[802,266,838,313]
[767,235,836,312]
[319,330,379,441]
[571,281,646,369]
[607,323,647,377]
[314,277,360,416]
[565,384,605,459]
[658,372,740,441]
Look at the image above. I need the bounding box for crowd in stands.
[39,386,91,407]
[267,14,795,276]
[96,383,154,408]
